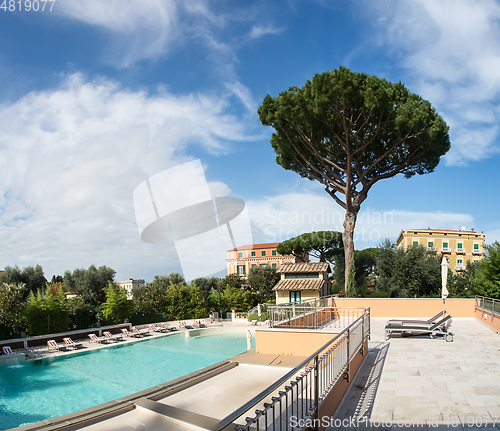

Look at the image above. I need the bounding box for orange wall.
[317,341,367,431]
[475,309,500,332]
[255,329,337,356]
[332,298,474,317]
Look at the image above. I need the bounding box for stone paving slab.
[330,318,500,430]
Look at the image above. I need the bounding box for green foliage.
[23,286,71,336]
[103,283,133,325]
[192,276,220,300]
[276,231,343,264]
[375,240,441,298]
[218,274,243,291]
[68,297,95,330]
[0,283,25,340]
[208,286,257,317]
[246,265,279,303]
[258,67,450,289]
[473,242,500,298]
[345,258,356,297]
[0,264,47,300]
[446,261,479,298]
[164,282,206,320]
[332,248,378,290]
[64,265,116,306]
[248,304,269,322]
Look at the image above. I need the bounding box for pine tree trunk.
[343,211,357,290]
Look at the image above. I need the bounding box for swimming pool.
[0,330,253,430]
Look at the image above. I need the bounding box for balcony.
[455,265,465,271]
[456,248,466,253]
[441,247,451,253]
[426,246,437,251]
[472,249,482,254]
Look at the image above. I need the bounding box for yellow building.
[273,262,331,304]
[396,228,485,272]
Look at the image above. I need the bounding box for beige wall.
[331,298,475,317]
[275,289,320,305]
[255,329,337,356]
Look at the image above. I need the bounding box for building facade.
[396,228,485,272]
[115,278,145,300]
[273,262,331,304]
[226,242,308,279]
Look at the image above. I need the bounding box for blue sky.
[1,0,500,282]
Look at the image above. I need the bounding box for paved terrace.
[332,318,500,430]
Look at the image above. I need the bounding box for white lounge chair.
[63,337,83,349]
[103,331,122,342]
[249,320,258,326]
[47,340,66,350]
[2,346,14,355]
[147,324,167,333]
[88,333,107,343]
[179,321,194,329]
[132,326,150,336]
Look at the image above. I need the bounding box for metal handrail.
[216,308,370,430]
[475,295,500,317]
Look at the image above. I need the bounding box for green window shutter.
[458,243,462,249]
[272,263,277,268]
[272,250,277,256]
[428,242,433,247]
[474,244,479,250]
[413,241,418,247]
[443,242,448,248]
[251,251,256,257]
[261,251,266,256]
[238,252,242,258]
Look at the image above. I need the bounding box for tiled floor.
[332,318,500,430]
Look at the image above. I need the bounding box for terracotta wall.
[331,298,475,317]
[255,329,337,356]
[475,309,500,332]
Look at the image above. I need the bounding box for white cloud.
[0,73,254,280]
[363,0,500,164]
[249,25,284,39]
[57,0,179,66]
[247,192,474,248]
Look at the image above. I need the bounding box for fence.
[216,308,370,431]
[475,295,500,317]
[268,304,367,330]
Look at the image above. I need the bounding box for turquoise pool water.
[0,331,252,430]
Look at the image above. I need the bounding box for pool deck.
[6,317,500,431]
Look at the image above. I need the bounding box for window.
[251,251,256,257]
[457,243,463,249]
[457,259,463,266]
[272,250,277,256]
[443,242,448,248]
[272,263,277,268]
[428,242,434,247]
[260,264,267,268]
[237,265,246,276]
[289,291,301,303]
[413,241,419,247]
[261,250,266,256]
[251,264,257,269]
[474,244,479,250]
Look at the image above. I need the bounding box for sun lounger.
[248,320,258,326]
[63,338,83,349]
[160,322,178,331]
[147,324,167,333]
[194,320,206,328]
[103,331,123,341]
[385,314,453,342]
[132,326,150,336]
[179,321,194,329]
[386,311,446,326]
[47,340,66,350]
[2,346,14,355]
[121,328,136,337]
[88,333,107,343]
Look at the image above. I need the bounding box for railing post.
[314,355,319,431]
[361,315,365,356]
[345,326,350,382]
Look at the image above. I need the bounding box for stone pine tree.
[276,231,343,264]
[258,67,450,288]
